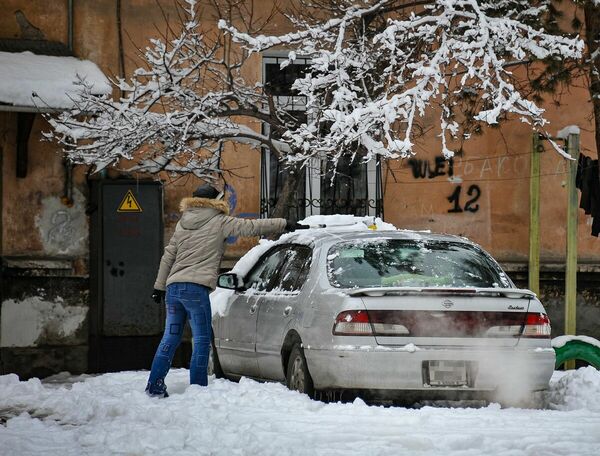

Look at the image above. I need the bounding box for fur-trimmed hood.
[179,197,230,214]
[178,197,230,231]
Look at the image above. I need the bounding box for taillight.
[332,310,410,336]
[485,324,523,338]
[522,312,551,338]
[371,322,411,335]
[333,310,552,338]
[333,310,372,335]
[368,310,410,335]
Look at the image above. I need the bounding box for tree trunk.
[271,162,303,220]
[584,0,600,160]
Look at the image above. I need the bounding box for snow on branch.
[45,0,293,176]
[46,0,584,178]
[223,0,583,165]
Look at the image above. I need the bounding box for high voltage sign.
[117,190,143,212]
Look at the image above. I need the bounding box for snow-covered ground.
[1,368,600,456]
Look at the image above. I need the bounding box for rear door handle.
[283,306,292,316]
[249,303,258,315]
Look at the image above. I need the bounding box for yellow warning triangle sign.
[117,190,143,212]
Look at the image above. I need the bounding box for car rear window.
[327,239,511,289]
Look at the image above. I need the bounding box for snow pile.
[0,51,111,109]
[209,288,233,317]
[552,335,600,350]
[333,343,421,352]
[544,367,600,412]
[1,295,87,347]
[230,239,276,277]
[1,368,600,455]
[299,215,397,231]
[210,239,275,316]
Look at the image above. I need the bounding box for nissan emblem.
[442,299,454,309]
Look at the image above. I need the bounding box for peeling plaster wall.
[0,110,90,378]
[0,114,90,259]
[0,276,89,378]
[0,295,87,347]
[34,188,88,257]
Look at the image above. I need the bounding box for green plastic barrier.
[553,340,600,370]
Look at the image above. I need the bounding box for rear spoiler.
[346,287,536,299]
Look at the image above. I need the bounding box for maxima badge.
[442,299,454,309]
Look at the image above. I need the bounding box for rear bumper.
[304,345,555,392]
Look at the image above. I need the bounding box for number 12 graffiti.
[447,185,481,213]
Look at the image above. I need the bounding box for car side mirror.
[218,272,243,290]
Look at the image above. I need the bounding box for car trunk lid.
[348,287,534,347]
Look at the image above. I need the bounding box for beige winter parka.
[154,197,287,291]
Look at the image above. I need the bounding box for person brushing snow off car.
[146,183,304,397]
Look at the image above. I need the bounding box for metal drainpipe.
[68,0,73,52]
[62,0,74,206]
[62,159,74,207]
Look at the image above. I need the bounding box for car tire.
[208,339,224,379]
[286,343,315,398]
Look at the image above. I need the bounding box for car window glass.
[276,246,312,292]
[327,239,510,289]
[245,248,288,292]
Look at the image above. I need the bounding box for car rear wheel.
[286,343,315,398]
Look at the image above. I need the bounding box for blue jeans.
[146,282,212,395]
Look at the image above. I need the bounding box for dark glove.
[285,221,310,231]
[151,289,165,304]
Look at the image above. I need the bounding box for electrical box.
[89,180,164,372]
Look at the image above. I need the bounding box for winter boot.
[145,379,169,398]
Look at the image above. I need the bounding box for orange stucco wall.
[1,0,598,264]
[384,77,600,262]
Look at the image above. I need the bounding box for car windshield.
[327,239,511,289]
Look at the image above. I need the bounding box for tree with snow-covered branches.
[46,0,314,216]
[221,0,584,162]
[47,0,584,217]
[524,0,600,159]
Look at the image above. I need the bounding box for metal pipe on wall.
[564,133,580,370]
[528,133,541,295]
[63,0,74,206]
[62,159,74,206]
[116,0,125,98]
[68,0,73,52]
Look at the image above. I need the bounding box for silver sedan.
[211,229,555,403]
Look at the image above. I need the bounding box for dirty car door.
[219,246,289,378]
[256,245,312,381]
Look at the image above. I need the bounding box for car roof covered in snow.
[280,227,476,249]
